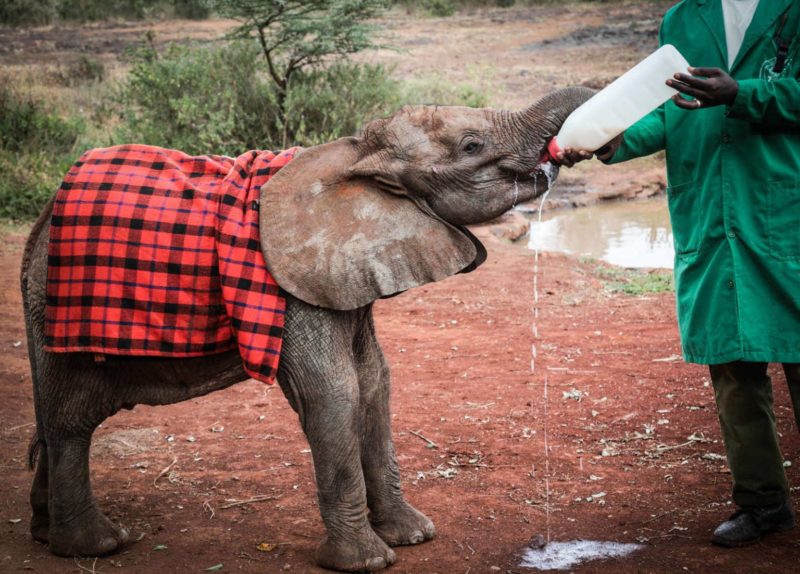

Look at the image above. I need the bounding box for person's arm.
[726,78,800,126]
[668,66,800,126]
[603,105,666,164]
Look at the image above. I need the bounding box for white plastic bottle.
[545,44,690,160]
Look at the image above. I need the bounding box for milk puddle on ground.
[520,540,644,570]
[525,164,644,571]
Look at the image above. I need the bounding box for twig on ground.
[3,422,35,433]
[153,458,178,488]
[74,557,99,574]
[220,495,279,509]
[203,499,215,519]
[410,430,438,449]
[637,510,676,525]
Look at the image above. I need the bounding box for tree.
[217,0,388,144]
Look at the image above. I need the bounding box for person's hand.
[666,67,739,109]
[595,133,624,162]
[554,133,624,166]
[554,148,592,167]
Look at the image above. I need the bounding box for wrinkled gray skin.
[20,87,592,572]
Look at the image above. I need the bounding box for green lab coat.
[608,0,800,364]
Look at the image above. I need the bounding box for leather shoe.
[712,501,796,547]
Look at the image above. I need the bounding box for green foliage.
[52,55,107,87]
[0,0,213,25]
[285,63,402,146]
[0,87,83,154]
[119,41,412,152]
[217,0,388,145]
[594,265,674,295]
[120,41,273,155]
[0,0,58,25]
[422,0,455,17]
[0,87,84,219]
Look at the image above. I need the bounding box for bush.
[120,41,408,152]
[0,0,213,25]
[52,55,107,87]
[0,87,83,154]
[119,41,276,155]
[285,63,402,146]
[423,0,456,17]
[0,87,84,219]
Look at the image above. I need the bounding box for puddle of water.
[525,198,673,269]
[520,539,644,571]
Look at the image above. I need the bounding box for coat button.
[727,230,736,239]
[722,134,731,144]
[727,280,735,289]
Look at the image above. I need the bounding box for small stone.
[528,533,547,549]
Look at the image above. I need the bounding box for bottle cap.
[540,137,562,164]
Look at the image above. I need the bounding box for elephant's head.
[261,86,593,310]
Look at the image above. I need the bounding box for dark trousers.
[710,362,800,508]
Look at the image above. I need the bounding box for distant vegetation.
[0,0,626,26]
[0,0,212,25]
[0,0,491,219]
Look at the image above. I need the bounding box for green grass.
[593,265,674,295]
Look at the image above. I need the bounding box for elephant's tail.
[27,435,42,471]
[21,194,56,471]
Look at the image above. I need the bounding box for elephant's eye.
[462,141,482,155]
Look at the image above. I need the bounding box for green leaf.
[153,544,168,551]
[205,565,224,572]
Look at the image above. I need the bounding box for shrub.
[53,55,107,87]
[0,86,83,154]
[120,41,409,152]
[423,0,456,17]
[0,0,213,25]
[285,63,402,146]
[0,87,84,219]
[119,41,272,155]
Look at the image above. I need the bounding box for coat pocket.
[667,180,699,256]
[767,180,800,259]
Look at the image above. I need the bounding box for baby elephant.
[20,87,590,571]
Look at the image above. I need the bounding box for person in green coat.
[557,0,800,547]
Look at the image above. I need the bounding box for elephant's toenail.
[409,530,424,544]
[98,537,118,554]
[365,557,386,570]
[119,528,130,543]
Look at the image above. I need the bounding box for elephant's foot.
[48,507,128,557]
[370,502,435,547]
[30,514,49,544]
[316,526,396,572]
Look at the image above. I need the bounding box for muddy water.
[525,198,673,269]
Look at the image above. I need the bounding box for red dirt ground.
[1,222,798,573]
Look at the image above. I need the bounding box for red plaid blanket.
[45,144,298,383]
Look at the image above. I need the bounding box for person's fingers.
[669,76,714,95]
[671,73,712,89]
[667,79,707,100]
[688,66,721,77]
[671,93,703,109]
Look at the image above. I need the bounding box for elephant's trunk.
[507,87,596,165]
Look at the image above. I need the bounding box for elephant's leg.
[29,442,49,543]
[354,312,435,547]
[277,299,395,572]
[38,355,128,557]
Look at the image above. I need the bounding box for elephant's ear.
[259,138,485,310]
